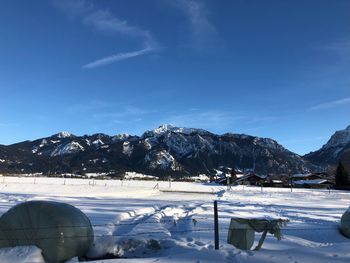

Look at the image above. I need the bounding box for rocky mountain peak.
[324,126,350,149]
[56,131,73,139]
[143,124,210,139]
[304,124,350,166]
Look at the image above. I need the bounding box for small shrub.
[146,239,161,251]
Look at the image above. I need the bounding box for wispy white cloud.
[321,39,350,59]
[82,47,153,69]
[309,97,350,111]
[168,0,222,52]
[53,0,159,68]
[82,10,154,44]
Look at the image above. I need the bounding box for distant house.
[294,179,333,189]
[265,174,290,187]
[270,180,284,187]
[213,167,244,185]
[291,172,334,189]
[264,178,285,187]
[232,173,267,186]
[291,173,323,183]
[246,174,267,186]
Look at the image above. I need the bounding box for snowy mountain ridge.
[56,131,73,139]
[141,124,210,139]
[323,126,350,149]
[304,125,350,166]
[0,124,321,176]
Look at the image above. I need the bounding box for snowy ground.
[0,176,349,262]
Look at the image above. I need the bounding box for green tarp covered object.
[0,201,94,263]
[340,207,350,238]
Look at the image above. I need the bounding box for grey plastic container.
[0,201,94,263]
[227,218,255,250]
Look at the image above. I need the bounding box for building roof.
[294,179,330,185]
[292,173,313,178]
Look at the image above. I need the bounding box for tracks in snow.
[112,201,210,240]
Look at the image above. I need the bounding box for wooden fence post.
[214,200,219,250]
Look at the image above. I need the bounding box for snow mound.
[0,246,45,263]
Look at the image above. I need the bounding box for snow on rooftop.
[292,173,313,178]
[294,179,329,185]
[272,180,283,183]
[236,173,245,178]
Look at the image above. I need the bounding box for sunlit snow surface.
[0,177,349,262]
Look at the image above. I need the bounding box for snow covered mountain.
[0,125,311,176]
[304,125,350,167]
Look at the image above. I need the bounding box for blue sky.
[0,0,349,154]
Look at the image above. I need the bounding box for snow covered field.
[0,176,349,262]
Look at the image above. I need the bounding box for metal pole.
[214,200,219,250]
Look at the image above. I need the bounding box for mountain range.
[0,124,349,177]
[304,125,350,170]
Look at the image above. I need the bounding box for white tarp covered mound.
[0,201,94,263]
